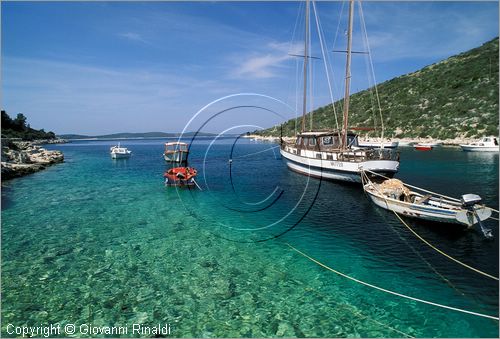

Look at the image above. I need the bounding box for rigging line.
[329,0,346,121]
[357,7,378,138]
[231,145,281,159]
[312,0,341,136]
[331,0,345,58]
[309,13,313,131]
[290,0,304,137]
[285,242,499,321]
[361,171,499,281]
[358,1,385,142]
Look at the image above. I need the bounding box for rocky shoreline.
[1,139,65,180]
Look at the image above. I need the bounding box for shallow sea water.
[1,138,498,337]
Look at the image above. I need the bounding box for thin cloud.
[232,42,302,79]
[118,32,148,44]
[2,57,233,134]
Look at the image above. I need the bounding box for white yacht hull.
[280,148,399,183]
[111,152,131,159]
[460,145,499,152]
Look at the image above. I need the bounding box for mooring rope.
[392,212,499,281]
[360,171,499,281]
[286,243,499,321]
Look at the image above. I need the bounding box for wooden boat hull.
[164,167,197,187]
[364,184,491,227]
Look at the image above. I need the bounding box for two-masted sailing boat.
[280,0,399,183]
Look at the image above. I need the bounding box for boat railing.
[364,148,400,162]
[282,143,399,162]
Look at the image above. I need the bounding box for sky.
[2,0,499,135]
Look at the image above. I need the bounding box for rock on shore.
[1,140,64,180]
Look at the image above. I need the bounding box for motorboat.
[110,143,131,159]
[362,172,493,237]
[460,136,499,152]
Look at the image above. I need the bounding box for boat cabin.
[164,142,189,163]
[294,131,359,151]
[480,136,498,146]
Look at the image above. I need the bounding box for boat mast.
[301,0,310,133]
[342,0,354,149]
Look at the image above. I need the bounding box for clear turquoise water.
[2,139,498,337]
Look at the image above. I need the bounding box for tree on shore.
[1,110,56,140]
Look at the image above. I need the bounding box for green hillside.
[261,37,499,139]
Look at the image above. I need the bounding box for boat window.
[347,135,358,147]
[296,137,302,145]
[309,138,316,146]
[322,136,333,145]
[485,138,491,142]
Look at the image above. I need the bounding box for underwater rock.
[275,321,296,337]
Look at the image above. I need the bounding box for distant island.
[58,131,218,140]
[258,37,499,139]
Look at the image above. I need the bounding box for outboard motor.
[461,194,482,207]
[461,194,492,239]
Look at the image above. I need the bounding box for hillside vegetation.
[1,110,57,141]
[261,37,499,139]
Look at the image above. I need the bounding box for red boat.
[164,167,198,186]
[414,144,433,151]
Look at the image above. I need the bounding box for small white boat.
[460,136,499,152]
[358,139,399,149]
[164,142,189,163]
[397,141,414,147]
[110,143,131,159]
[362,172,492,235]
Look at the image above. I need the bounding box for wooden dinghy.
[361,171,492,236]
